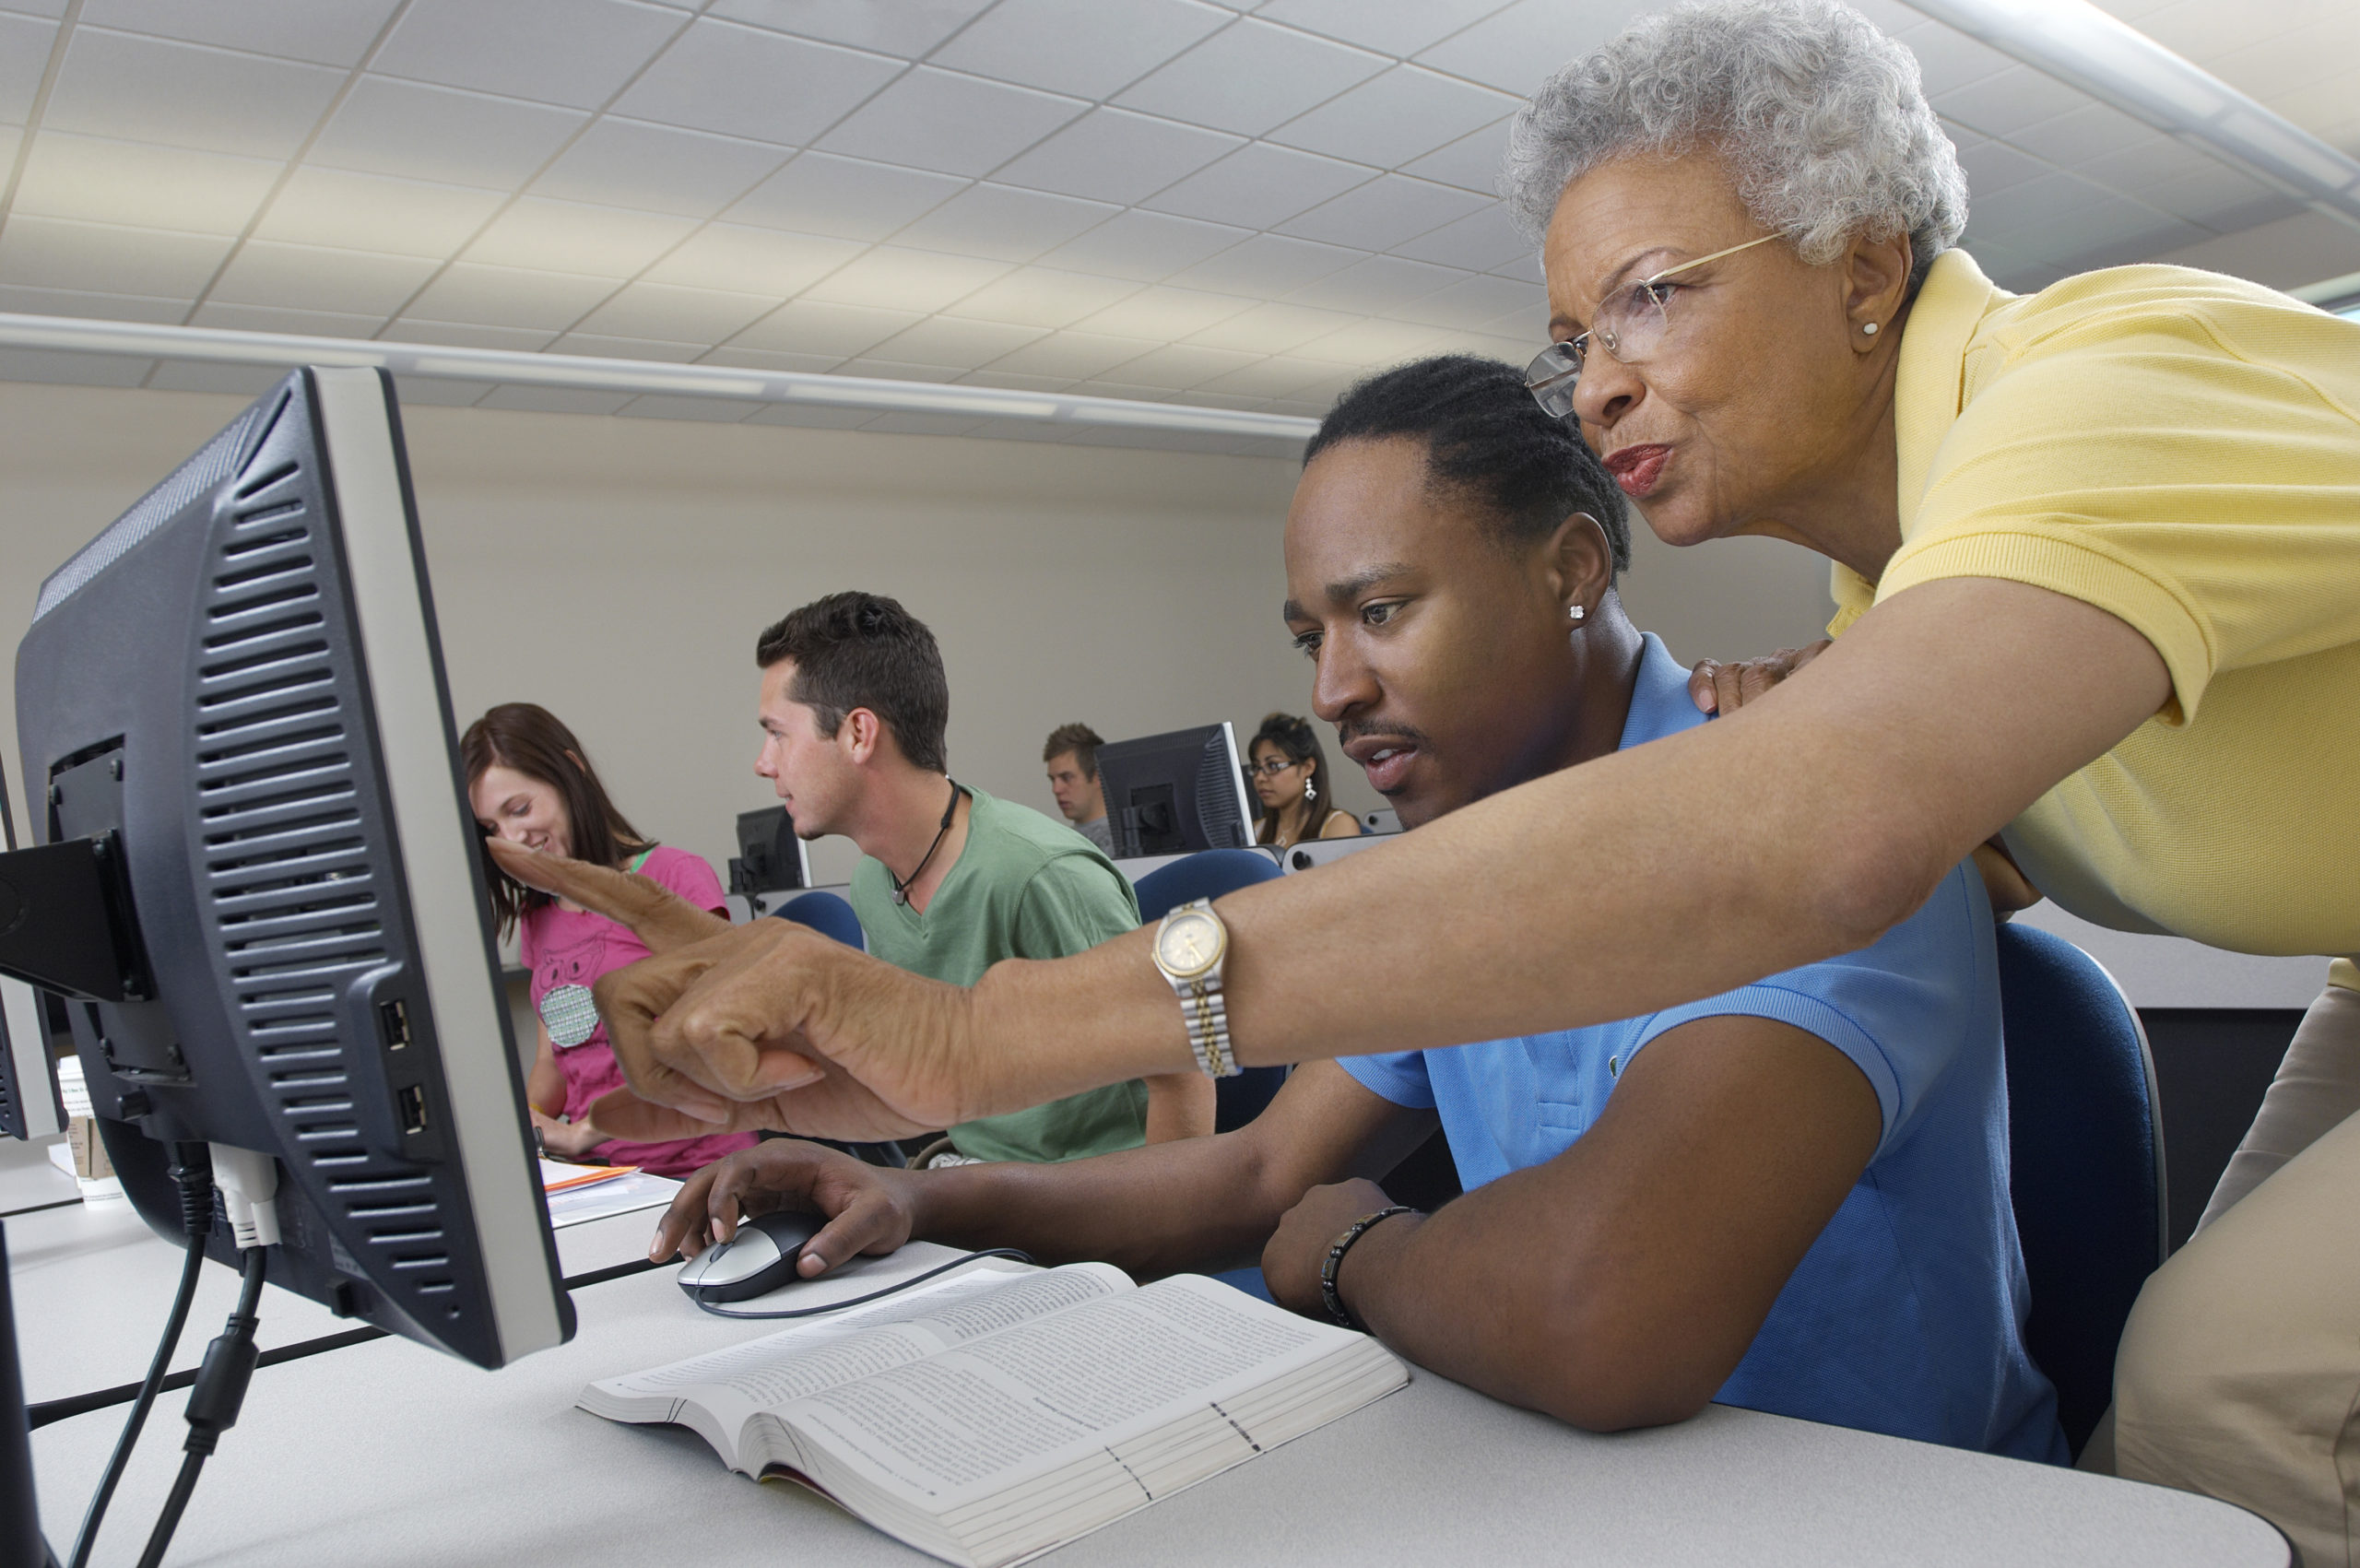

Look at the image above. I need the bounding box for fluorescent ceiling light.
[1906,0,2360,232]
[0,312,1320,446]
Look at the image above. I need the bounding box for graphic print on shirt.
[535,931,615,1049]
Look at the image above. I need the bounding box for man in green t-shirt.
[751,592,1212,1161]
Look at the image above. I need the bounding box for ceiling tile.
[1293,316,1455,367]
[188,301,385,336]
[463,196,699,277]
[1894,18,2018,99]
[957,370,1077,393]
[1189,353,1340,398]
[1378,205,1528,272]
[0,216,232,296]
[867,316,1050,368]
[209,240,442,314]
[545,332,704,361]
[2132,165,2294,232]
[255,166,508,258]
[79,0,402,67]
[1255,0,1514,59]
[13,134,280,236]
[816,67,1088,178]
[310,77,589,188]
[1165,232,1362,295]
[0,14,53,123]
[641,223,865,293]
[43,29,345,159]
[991,107,1242,206]
[574,280,781,341]
[2068,136,2230,201]
[2004,101,2156,171]
[798,245,1014,312]
[1096,341,1262,389]
[1141,142,1375,230]
[704,0,992,59]
[985,329,1164,379]
[378,318,559,350]
[941,267,1145,328]
[1074,283,1254,338]
[1391,271,1546,330]
[404,262,627,329]
[1179,300,1360,353]
[835,358,967,383]
[1401,118,1511,194]
[1488,248,1546,283]
[1957,140,2054,202]
[1114,18,1387,138]
[1410,0,1631,96]
[725,153,967,242]
[1964,171,2133,238]
[891,183,1123,263]
[609,18,905,146]
[1276,173,1490,251]
[702,346,845,373]
[1282,253,1464,314]
[1266,65,1521,170]
[0,284,191,323]
[931,0,1232,100]
[728,299,924,357]
[372,0,684,111]
[533,119,791,218]
[1933,64,2093,141]
[1032,208,1249,280]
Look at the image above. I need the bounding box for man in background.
[1043,723,1114,855]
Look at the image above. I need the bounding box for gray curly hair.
[1502,0,1968,290]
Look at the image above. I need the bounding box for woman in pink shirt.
[462,702,754,1180]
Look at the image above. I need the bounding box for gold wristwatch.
[1151,898,1240,1079]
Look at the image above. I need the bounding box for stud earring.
[1861,321,1880,336]
[1568,603,1586,624]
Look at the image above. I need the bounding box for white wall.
[0,381,1832,887]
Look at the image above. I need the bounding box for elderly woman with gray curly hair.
[496,1,2359,1553]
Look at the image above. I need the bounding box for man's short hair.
[755,592,950,773]
[1042,722,1104,780]
[1304,354,1632,575]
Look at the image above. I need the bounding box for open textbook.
[580,1262,1409,1567]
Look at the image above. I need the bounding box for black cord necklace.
[891,779,964,907]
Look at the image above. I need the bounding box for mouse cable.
[133,1244,267,1568]
[691,1248,1034,1320]
[67,1143,213,1568]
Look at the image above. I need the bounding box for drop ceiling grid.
[0,0,2354,443]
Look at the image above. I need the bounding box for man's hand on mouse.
[653,1140,926,1281]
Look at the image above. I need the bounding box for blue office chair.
[1995,922,2167,1461]
[1132,849,1288,1133]
[773,889,866,951]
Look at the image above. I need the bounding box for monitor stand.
[1,1224,59,1568]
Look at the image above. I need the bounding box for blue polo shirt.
[1339,633,2065,1464]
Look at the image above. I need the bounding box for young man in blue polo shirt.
[622,356,2063,1461]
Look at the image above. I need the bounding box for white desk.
[14,1163,2286,1568]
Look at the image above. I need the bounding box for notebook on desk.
[580,1261,1407,1568]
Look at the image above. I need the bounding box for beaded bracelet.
[1318,1206,1416,1332]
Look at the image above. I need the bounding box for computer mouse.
[675,1209,825,1303]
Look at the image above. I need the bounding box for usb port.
[396,1083,429,1135]
[379,998,410,1050]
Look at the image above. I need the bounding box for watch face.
[1157,909,1223,979]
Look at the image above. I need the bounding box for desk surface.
[13,1156,2285,1568]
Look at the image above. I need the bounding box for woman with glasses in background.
[1246,712,1363,850]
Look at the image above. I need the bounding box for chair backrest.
[1131,850,1289,1134]
[1994,922,2168,1460]
[773,889,866,952]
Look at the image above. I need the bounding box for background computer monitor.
[1098,723,1257,858]
[7,366,572,1370]
[727,805,811,914]
[0,763,68,1143]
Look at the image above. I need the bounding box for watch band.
[1178,974,1238,1079]
[1319,1206,1416,1332]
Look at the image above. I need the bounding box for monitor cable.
[689,1248,1033,1320]
[65,1143,212,1568]
[132,1243,266,1568]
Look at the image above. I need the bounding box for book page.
[774,1275,1374,1508]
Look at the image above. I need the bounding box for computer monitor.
[6,366,572,1370]
[727,805,810,914]
[0,762,67,1142]
[1097,723,1257,859]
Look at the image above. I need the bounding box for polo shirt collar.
[1614,631,1703,751]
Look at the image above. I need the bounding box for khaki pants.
[2094,980,2360,1567]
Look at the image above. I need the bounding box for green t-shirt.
[850,785,1148,1164]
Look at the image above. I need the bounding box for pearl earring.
[1861,321,1880,336]
[1303,777,1315,802]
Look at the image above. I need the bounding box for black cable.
[0,1197,84,1220]
[65,1143,213,1568]
[690,1247,1032,1320]
[132,1245,266,1568]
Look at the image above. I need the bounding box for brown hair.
[754,592,950,774]
[1249,712,1339,846]
[460,703,653,938]
[1042,722,1104,780]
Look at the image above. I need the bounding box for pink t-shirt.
[517,844,755,1179]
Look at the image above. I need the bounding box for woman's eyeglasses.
[1249,758,1301,777]
[1525,233,1777,419]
